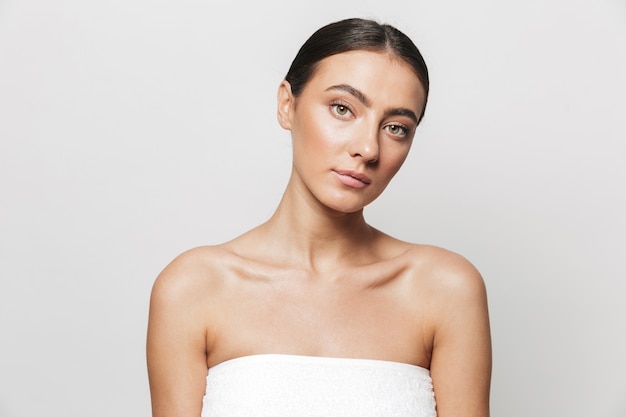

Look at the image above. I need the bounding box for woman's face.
[278,50,427,214]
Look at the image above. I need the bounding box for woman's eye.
[331,104,351,117]
[385,124,408,136]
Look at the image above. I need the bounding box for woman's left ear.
[277,80,294,130]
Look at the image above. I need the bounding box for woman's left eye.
[384,124,408,136]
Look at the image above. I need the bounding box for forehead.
[305,50,426,110]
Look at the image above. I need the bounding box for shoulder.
[404,246,492,414]
[401,244,487,310]
[404,245,490,355]
[150,245,236,308]
[373,230,486,297]
[147,247,233,415]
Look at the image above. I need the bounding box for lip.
[333,169,371,189]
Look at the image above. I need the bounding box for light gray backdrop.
[1,0,625,416]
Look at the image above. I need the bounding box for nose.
[350,125,379,164]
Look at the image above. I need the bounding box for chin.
[310,183,385,214]
[320,195,376,215]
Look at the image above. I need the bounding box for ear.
[277,80,295,130]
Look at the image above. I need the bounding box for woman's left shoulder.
[401,243,487,300]
[398,244,491,415]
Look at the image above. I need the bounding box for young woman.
[147,18,491,417]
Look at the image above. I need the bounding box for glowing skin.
[277,50,427,214]
[148,49,490,417]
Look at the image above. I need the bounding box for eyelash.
[330,101,353,118]
[384,123,410,137]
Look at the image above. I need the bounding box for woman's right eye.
[330,103,352,117]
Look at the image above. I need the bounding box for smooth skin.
[147,50,491,417]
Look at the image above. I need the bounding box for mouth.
[333,169,371,188]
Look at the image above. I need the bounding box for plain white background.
[1,0,625,416]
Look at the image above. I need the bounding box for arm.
[428,255,492,417]
[147,254,211,417]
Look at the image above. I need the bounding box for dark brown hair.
[285,18,429,123]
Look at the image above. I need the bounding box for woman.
[147,18,491,417]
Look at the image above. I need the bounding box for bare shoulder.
[150,245,235,306]
[147,245,238,416]
[400,245,491,416]
[401,244,487,306]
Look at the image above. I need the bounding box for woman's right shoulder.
[150,245,236,304]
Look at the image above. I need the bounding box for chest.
[207,271,431,366]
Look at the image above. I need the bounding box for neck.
[258,176,378,273]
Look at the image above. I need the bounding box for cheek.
[294,108,345,154]
[380,146,411,176]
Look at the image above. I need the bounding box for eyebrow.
[325,83,418,124]
[326,84,371,107]
[386,108,418,124]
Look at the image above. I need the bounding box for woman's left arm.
[428,254,492,417]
